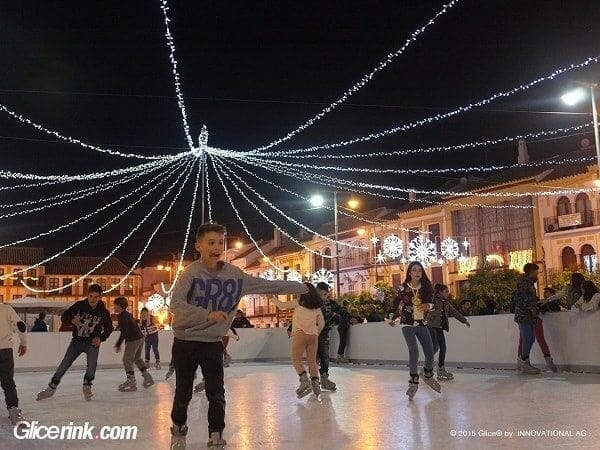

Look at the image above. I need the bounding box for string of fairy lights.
[0,0,597,294]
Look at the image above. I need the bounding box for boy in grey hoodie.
[169,223,308,449]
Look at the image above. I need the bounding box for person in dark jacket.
[513,263,543,374]
[31,312,48,332]
[349,308,364,325]
[427,284,470,381]
[388,261,440,400]
[315,282,341,391]
[478,299,497,316]
[114,297,154,392]
[139,307,161,370]
[231,310,254,328]
[36,284,114,401]
[336,300,351,362]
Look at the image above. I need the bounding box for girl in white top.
[571,280,600,312]
[269,283,324,399]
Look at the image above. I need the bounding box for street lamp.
[562,83,600,179]
[224,236,245,262]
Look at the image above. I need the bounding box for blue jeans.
[518,323,535,361]
[51,339,99,386]
[402,326,434,376]
[428,327,447,367]
[145,333,160,362]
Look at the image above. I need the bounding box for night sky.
[0,0,599,265]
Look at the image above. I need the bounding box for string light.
[215,156,366,250]
[254,55,600,156]
[159,0,195,150]
[20,161,194,291]
[248,0,461,153]
[259,122,593,159]
[204,154,213,223]
[0,159,188,249]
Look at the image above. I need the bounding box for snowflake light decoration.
[383,234,403,259]
[408,235,437,267]
[374,251,387,264]
[145,293,165,314]
[440,237,460,261]
[370,235,380,246]
[260,269,280,280]
[286,270,303,282]
[311,268,334,286]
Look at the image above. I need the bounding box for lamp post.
[562,83,600,180]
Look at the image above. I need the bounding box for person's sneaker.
[8,407,24,425]
[421,370,441,393]
[545,356,558,372]
[156,361,162,371]
[207,431,227,448]
[437,366,454,380]
[118,378,137,392]
[165,366,175,380]
[521,360,541,375]
[36,385,56,401]
[142,371,155,388]
[311,377,322,398]
[320,374,337,391]
[194,380,206,393]
[82,384,94,401]
[170,424,188,449]
[296,372,312,398]
[516,357,524,373]
[406,380,419,400]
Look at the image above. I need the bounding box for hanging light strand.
[204,153,214,223]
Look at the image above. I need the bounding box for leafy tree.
[336,281,396,318]
[459,268,521,312]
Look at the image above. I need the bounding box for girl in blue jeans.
[388,261,441,400]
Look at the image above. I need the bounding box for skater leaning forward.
[114,297,154,392]
[388,261,441,400]
[169,223,308,449]
[37,283,113,402]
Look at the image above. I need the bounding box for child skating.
[114,297,154,391]
[140,307,161,370]
[169,223,308,449]
[36,284,113,401]
[426,284,470,380]
[268,285,324,399]
[0,300,27,424]
[388,261,441,400]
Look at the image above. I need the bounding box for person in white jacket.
[269,284,325,399]
[0,302,27,425]
[571,280,600,312]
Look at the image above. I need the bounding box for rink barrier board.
[15,311,600,373]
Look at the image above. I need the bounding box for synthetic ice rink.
[0,363,597,450]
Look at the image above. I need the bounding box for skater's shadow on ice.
[295,398,353,448]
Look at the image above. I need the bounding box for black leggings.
[428,327,447,367]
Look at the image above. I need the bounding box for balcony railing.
[543,210,600,233]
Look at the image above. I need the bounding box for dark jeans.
[0,349,18,409]
[317,331,330,375]
[51,339,99,386]
[337,326,348,357]
[428,327,447,367]
[145,334,160,361]
[401,326,434,376]
[170,339,225,433]
[518,323,536,361]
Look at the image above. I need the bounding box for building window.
[110,278,120,293]
[49,278,59,290]
[96,278,107,291]
[360,276,366,291]
[409,228,420,242]
[561,246,578,271]
[557,196,571,216]
[428,223,441,253]
[575,193,591,213]
[0,268,4,286]
[26,268,36,278]
[62,278,73,295]
[581,244,597,273]
[12,295,22,300]
[83,278,92,293]
[124,278,134,295]
[322,248,332,271]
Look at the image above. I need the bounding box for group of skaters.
[0,222,597,448]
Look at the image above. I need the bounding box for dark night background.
[0,0,598,265]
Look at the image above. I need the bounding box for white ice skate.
[437,366,454,381]
[406,381,418,400]
[420,370,441,393]
[165,366,175,380]
[320,374,337,391]
[296,373,312,399]
[207,431,227,448]
[142,371,155,388]
[311,377,322,401]
[545,356,558,373]
[156,361,162,370]
[194,380,206,393]
[223,354,231,368]
[83,384,94,401]
[118,378,137,392]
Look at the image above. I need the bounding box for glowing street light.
[357,228,366,236]
[347,198,360,210]
[561,88,586,106]
[309,194,325,208]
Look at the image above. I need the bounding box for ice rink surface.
[0,363,597,449]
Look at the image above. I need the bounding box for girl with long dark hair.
[572,280,600,312]
[388,261,441,400]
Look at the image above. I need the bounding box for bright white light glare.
[309,194,325,207]
[561,88,586,106]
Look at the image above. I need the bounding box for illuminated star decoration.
[375,251,387,264]
[383,234,403,259]
[311,268,334,286]
[440,237,460,261]
[370,235,380,246]
[408,235,437,267]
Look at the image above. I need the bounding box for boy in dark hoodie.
[513,263,542,375]
[36,284,113,401]
[114,297,154,392]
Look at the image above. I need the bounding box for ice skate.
[36,384,56,401]
[437,366,454,380]
[545,356,558,372]
[320,374,337,391]
[170,424,188,449]
[83,384,94,400]
[406,380,419,400]
[156,361,162,370]
[194,380,206,393]
[223,353,231,368]
[311,377,322,400]
[421,370,441,393]
[207,431,227,448]
[8,406,24,425]
[142,371,155,388]
[118,377,137,392]
[336,356,349,364]
[165,366,175,380]
[520,360,541,375]
[296,372,312,398]
[516,357,524,373]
